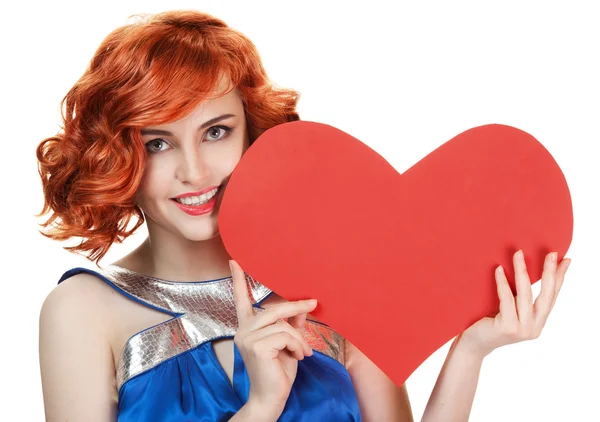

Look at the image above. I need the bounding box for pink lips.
[171,186,220,216]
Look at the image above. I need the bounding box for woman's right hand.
[229,259,317,419]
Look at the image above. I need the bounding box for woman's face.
[136,88,249,242]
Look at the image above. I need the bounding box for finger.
[250,300,317,331]
[246,321,313,356]
[230,260,254,324]
[551,258,571,309]
[255,332,306,361]
[513,250,533,322]
[533,252,558,331]
[287,312,308,331]
[555,258,571,294]
[496,265,518,323]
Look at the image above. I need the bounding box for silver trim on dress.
[99,265,345,388]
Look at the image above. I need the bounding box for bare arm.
[420,336,483,421]
[345,339,414,422]
[39,275,118,422]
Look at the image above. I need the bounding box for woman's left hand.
[456,250,572,359]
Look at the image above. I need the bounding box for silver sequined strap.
[303,320,345,363]
[101,265,272,314]
[92,265,344,388]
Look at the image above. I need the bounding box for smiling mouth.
[171,186,221,206]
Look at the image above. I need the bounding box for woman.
[37,10,571,422]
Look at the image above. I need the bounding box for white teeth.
[174,187,219,206]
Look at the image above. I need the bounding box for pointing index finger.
[230,260,254,324]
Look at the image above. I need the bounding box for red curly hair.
[36,10,300,263]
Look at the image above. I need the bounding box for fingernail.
[229,260,234,274]
[306,299,317,307]
[551,252,557,263]
[496,265,504,276]
[516,250,523,259]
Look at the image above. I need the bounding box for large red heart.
[218,122,573,386]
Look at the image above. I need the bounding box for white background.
[1,0,599,420]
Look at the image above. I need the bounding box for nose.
[175,147,210,186]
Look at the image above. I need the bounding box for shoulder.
[41,271,119,327]
[39,270,128,352]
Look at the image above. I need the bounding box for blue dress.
[59,265,362,421]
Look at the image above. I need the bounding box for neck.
[116,229,234,283]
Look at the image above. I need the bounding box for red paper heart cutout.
[218,122,573,386]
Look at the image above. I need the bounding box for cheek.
[213,142,245,175]
[137,159,172,201]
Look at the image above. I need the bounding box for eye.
[145,138,171,153]
[205,125,233,142]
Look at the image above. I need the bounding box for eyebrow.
[140,113,236,136]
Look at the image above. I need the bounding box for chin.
[144,206,223,242]
[185,231,221,242]
[180,223,221,242]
